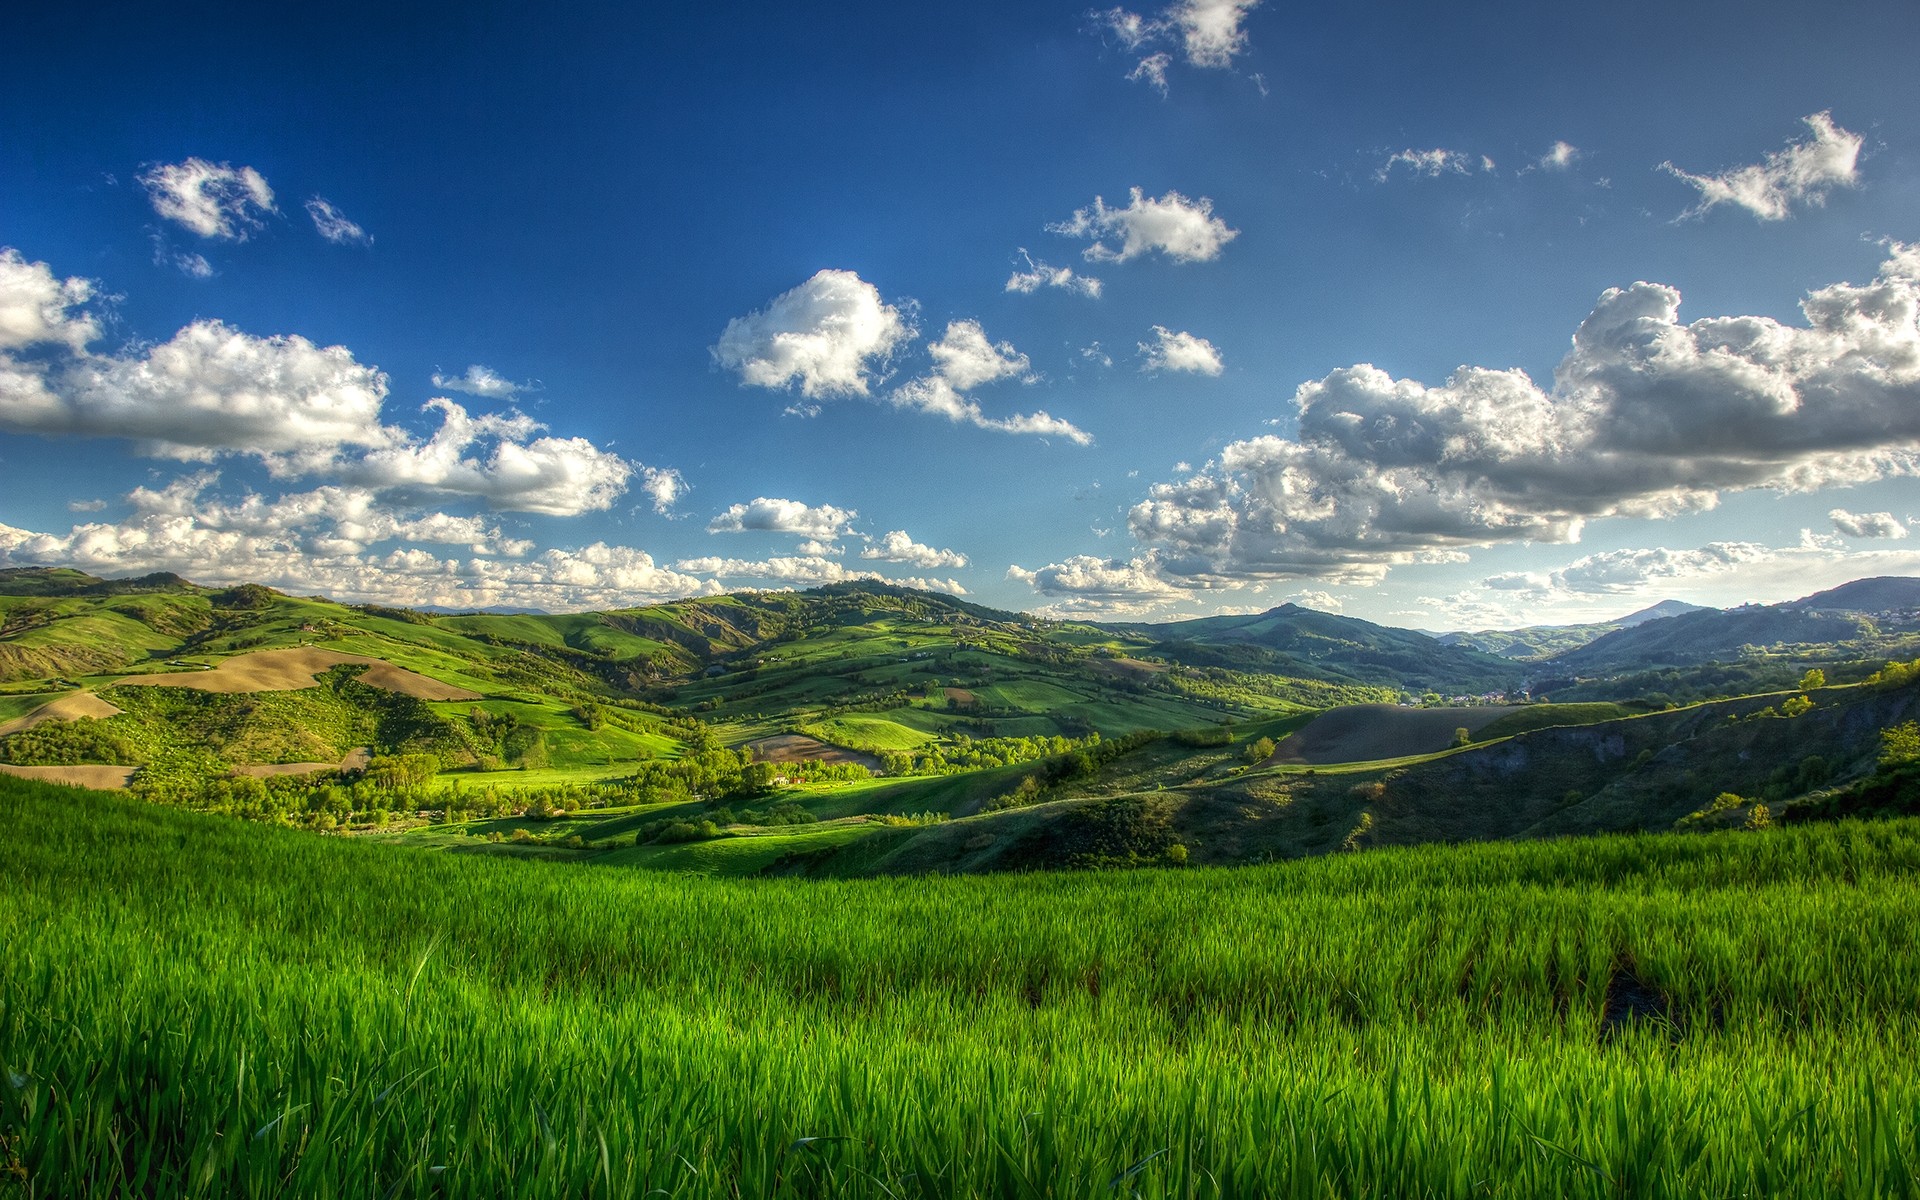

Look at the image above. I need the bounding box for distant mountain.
[1792,577,1920,613]
[1120,603,1524,694]
[1618,599,1710,626]
[1547,579,1920,676]
[1435,599,1711,660]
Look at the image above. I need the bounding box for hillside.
[1437,599,1710,659]
[1120,603,1524,694]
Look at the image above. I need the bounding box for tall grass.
[3,774,1920,1196]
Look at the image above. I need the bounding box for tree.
[1451,727,1472,747]
[1244,736,1276,764]
[1799,668,1827,692]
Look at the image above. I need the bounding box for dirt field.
[747,733,883,772]
[0,691,122,737]
[944,687,977,707]
[234,746,372,779]
[1271,704,1520,765]
[114,648,480,701]
[0,763,136,789]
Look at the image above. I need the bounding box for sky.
[3,0,1920,631]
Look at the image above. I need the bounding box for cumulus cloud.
[1048,187,1237,264]
[1095,0,1260,91]
[139,159,276,240]
[431,364,522,400]
[1830,508,1909,539]
[1005,249,1102,298]
[1375,148,1493,182]
[639,466,687,515]
[1287,589,1344,613]
[890,320,1092,444]
[861,530,968,569]
[673,553,966,594]
[344,399,631,516]
[305,197,370,246]
[1662,111,1862,221]
[66,498,106,513]
[711,269,913,400]
[707,497,858,538]
[1006,554,1189,617]
[794,539,842,558]
[0,468,755,614]
[1123,242,1920,584]
[7,319,392,461]
[0,249,650,518]
[1138,325,1223,375]
[0,250,99,352]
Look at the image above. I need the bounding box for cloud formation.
[890,320,1093,445]
[1096,0,1261,91]
[12,319,392,461]
[140,159,276,240]
[345,399,632,516]
[1139,325,1223,375]
[1048,187,1237,264]
[861,530,968,569]
[1005,249,1102,298]
[707,497,858,538]
[712,270,912,399]
[673,553,965,594]
[1537,141,1580,171]
[1830,508,1908,539]
[1375,148,1494,182]
[305,197,371,246]
[0,249,647,517]
[640,466,687,514]
[431,364,522,399]
[1120,242,1920,585]
[0,250,99,352]
[1662,111,1862,221]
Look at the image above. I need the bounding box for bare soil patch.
[234,746,372,779]
[747,733,883,771]
[944,687,977,706]
[1272,704,1520,765]
[0,691,122,736]
[115,648,480,700]
[0,763,136,789]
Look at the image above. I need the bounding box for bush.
[1243,737,1276,764]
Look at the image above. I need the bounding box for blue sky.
[4,0,1920,628]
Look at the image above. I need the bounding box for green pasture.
[7,776,1920,1196]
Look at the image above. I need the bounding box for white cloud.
[889,320,1093,444]
[305,198,371,246]
[7,319,392,461]
[1138,325,1223,375]
[139,159,276,240]
[66,498,106,513]
[161,249,214,279]
[1287,589,1343,613]
[1127,53,1172,95]
[1169,0,1261,67]
[1005,249,1102,298]
[1830,508,1909,539]
[928,319,1031,390]
[345,399,631,516]
[1538,141,1580,171]
[671,554,966,594]
[1081,343,1114,368]
[794,539,842,558]
[640,466,687,515]
[861,530,968,569]
[707,497,857,538]
[1123,242,1920,584]
[1095,0,1260,91]
[711,269,912,399]
[1048,187,1238,264]
[0,250,99,352]
[1662,111,1862,221]
[1006,554,1190,617]
[1375,148,1491,182]
[431,364,522,400]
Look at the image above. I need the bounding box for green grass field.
[6,774,1920,1196]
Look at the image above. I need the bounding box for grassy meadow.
[6,774,1920,1197]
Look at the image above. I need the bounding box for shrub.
[1243,737,1276,764]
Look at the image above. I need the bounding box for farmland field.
[5,773,1920,1197]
